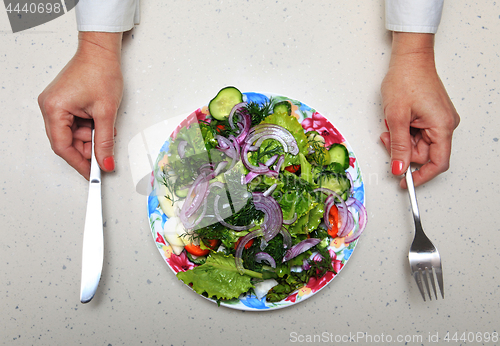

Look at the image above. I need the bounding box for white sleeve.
[385,0,444,34]
[76,0,140,32]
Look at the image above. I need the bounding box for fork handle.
[405,166,423,231]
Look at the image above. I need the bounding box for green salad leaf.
[274,170,316,221]
[176,252,258,300]
[289,203,324,236]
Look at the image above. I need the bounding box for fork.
[406,166,444,301]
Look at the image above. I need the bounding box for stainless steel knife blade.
[80,129,103,304]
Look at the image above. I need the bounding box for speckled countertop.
[1,1,499,345]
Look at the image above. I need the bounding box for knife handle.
[89,129,101,183]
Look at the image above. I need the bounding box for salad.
[148,87,366,309]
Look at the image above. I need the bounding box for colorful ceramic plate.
[147,92,365,311]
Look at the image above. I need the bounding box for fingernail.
[384,119,389,131]
[103,156,115,171]
[391,160,404,175]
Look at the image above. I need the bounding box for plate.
[147,92,365,311]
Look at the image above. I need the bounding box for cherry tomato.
[184,239,219,256]
[327,204,339,238]
[234,237,254,250]
[285,165,300,173]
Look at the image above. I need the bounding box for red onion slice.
[228,102,247,130]
[199,163,215,175]
[240,124,299,175]
[280,227,292,249]
[226,135,241,171]
[216,135,238,159]
[179,173,209,228]
[243,171,261,184]
[182,198,208,230]
[283,213,297,225]
[255,252,276,268]
[264,154,279,167]
[273,155,285,172]
[252,192,283,242]
[245,124,299,155]
[228,104,251,145]
[283,238,321,262]
[323,194,336,230]
[235,230,263,274]
[337,208,353,238]
[343,198,367,243]
[177,140,188,158]
[313,187,348,237]
[263,183,278,197]
[241,142,272,174]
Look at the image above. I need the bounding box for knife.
[80,128,103,303]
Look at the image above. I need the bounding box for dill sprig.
[253,140,285,163]
[161,165,177,204]
[246,98,274,126]
[202,97,274,140]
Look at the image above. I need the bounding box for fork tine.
[434,265,445,299]
[421,268,432,301]
[428,268,438,300]
[413,270,426,301]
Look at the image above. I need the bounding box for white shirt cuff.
[385,0,444,34]
[76,0,140,32]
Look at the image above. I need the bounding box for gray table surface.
[1,1,499,345]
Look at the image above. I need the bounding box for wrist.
[77,32,123,62]
[390,32,436,70]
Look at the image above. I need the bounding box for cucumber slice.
[273,100,292,116]
[328,143,349,170]
[208,86,243,120]
[317,173,351,200]
[174,181,190,198]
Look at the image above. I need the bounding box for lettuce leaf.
[176,252,256,300]
[289,203,324,236]
[278,190,315,221]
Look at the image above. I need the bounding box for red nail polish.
[384,119,389,131]
[391,160,404,175]
[103,156,115,171]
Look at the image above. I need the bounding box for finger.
[42,108,91,179]
[93,105,117,172]
[379,132,391,153]
[74,117,93,128]
[403,133,452,188]
[385,109,412,176]
[51,128,91,180]
[73,126,93,142]
[409,134,431,165]
[73,138,92,160]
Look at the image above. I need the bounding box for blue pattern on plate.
[343,248,354,261]
[299,103,312,112]
[161,212,168,228]
[160,140,170,154]
[239,294,269,310]
[353,183,365,205]
[243,92,270,105]
[148,193,159,217]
